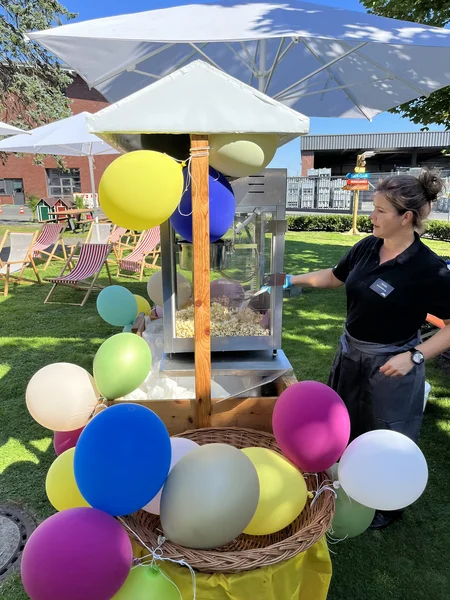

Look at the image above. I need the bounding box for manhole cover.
[0,506,36,581]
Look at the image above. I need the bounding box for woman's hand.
[379,352,414,377]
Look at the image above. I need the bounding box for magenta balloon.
[155,305,163,318]
[272,381,350,472]
[53,427,84,456]
[21,507,132,600]
[210,279,245,301]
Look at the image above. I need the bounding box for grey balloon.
[160,443,260,549]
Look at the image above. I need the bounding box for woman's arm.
[290,268,345,289]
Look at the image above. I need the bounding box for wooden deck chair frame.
[44,243,113,307]
[109,225,132,266]
[117,230,161,281]
[0,230,41,297]
[32,223,69,270]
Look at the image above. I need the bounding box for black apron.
[328,329,425,443]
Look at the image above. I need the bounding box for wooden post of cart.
[190,134,212,428]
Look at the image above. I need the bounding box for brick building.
[0,75,115,205]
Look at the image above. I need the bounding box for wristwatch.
[409,348,425,365]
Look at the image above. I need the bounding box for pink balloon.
[155,305,163,318]
[143,437,199,515]
[53,427,84,456]
[210,279,245,302]
[21,507,132,600]
[272,381,350,473]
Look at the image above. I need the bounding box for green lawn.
[0,230,449,600]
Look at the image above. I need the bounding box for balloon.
[170,167,236,243]
[21,507,132,600]
[112,565,180,600]
[134,294,151,316]
[46,448,90,512]
[98,151,183,230]
[143,437,199,515]
[96,286,138,326]
[155,305,163,318]
[160,443,259,549]
[241,448,308,535]
[74,404,171,516]
[147,271,191,309]
[141,133,191,162]
[210,278,245,302]
[93,333,152,399]
[53,427,84,456]
[26,363,99,431]
[209,133,278,178]
[123,324,133,332]
[338,430,428,511]
[272,381,350,472]
[330,486,375,539]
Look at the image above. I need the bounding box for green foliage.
[0,1,76,134]
[74,195,85,209]
[359,0,450,128]
[25,192,40,220]
[287,214,372,233]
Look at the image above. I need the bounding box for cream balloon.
[26,363,99,431]
[209,133,278,178]
[160,443,260,549]
[147,271,191,309]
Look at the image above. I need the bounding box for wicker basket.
[123,427,335,573]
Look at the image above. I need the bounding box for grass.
[0,230,449,599]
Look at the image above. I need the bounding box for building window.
[0,179,6,195]
[46,168,81,197]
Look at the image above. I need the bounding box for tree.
[360,0,450,128]
[0,0,76,130]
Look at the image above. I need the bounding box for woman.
[284,171,450,528]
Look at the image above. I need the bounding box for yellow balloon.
[134,294,151,316]
[209,133,278,178]
[241,447,308,536]
[99,150,184,230]
[45,447,90,511]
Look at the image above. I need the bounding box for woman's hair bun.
[418,169,444,202]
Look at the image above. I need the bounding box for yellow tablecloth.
[132,537,332,600]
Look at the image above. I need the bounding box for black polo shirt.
[332,234,450,343]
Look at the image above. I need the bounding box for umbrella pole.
[190,134,212,428]
[88,154,99,222]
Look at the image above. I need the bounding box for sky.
[61,0,447,175]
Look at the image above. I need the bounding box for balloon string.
[119,519,197,600]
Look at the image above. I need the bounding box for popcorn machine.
[160,168,292,375]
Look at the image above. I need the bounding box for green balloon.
[93,333,152,399]
[112,566,179,600]
[330,485,375,539]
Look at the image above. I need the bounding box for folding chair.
[44,243,112,307]
[117,227,161,281]
[32,222,68,270]
[85,222,111,244]
[0,230,41,297]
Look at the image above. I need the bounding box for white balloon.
[147,271,191,309]
[143,437,199,515]
[338,430,428,511]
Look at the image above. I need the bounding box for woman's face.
[370,193,412,238]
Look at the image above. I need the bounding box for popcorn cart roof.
[87,60,309,143]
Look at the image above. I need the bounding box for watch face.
[412,352,424,365]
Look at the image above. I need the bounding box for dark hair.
[375,170,445,232]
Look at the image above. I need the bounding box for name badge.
[370,278,394,298]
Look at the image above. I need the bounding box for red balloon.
[53,427,84,456]
[272,381,350,473]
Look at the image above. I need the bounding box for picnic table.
[48,208,94,232]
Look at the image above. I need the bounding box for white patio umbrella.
[27,0,450,120]
[0,121,29,136]
[0,111,118,212]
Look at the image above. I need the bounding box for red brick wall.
[0,75,117,201]
[301,150,315,176]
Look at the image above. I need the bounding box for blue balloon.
[170,167,236,242]
[74,404,171,516]
[97,286,138,327]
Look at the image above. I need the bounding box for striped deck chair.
[32,222,67,270]
[117,227,161,281]
[86,223,111,244]
[0,230,41,297]
[44,243,112,307]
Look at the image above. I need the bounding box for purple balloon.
[272,381,350,473]
[53,427,84,456]
[170,167,236,242]
[21,507,132,600]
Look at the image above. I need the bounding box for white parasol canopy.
[0,121,30,136]
[0,112,118,210]
[27,0,450,120]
